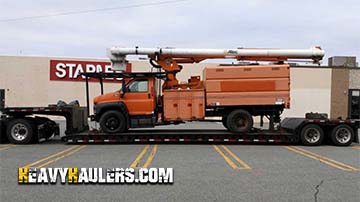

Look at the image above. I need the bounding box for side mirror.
[121,86,129,98]
[123,87,129,92]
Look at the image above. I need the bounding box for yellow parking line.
[35,145,86,168]
[221,145,251,169]
[0,144,13,148]
[284,146,359,171]
[213,145,239,169]
[352,146,360,150]
[130,145,150,168]
[292,146,359,171]
[143,145,158,168]
[23,145,82,168]
[0,145,15,151]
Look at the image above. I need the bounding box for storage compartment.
[163,89,205,121]
[204,64,290,108]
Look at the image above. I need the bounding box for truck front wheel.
[6,119,34,144]
[330,124,354,146]
[99,110,126,133]
[226,110,253,133]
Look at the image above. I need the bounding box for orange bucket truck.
[93,46,324,133]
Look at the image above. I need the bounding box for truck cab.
[93,76,158,133]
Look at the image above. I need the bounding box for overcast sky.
[0,0,359,63]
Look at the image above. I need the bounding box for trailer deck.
[61,129,297,144]
[1,103,359,146]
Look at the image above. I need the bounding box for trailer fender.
[33,117,59,140]
[280,118,306,133]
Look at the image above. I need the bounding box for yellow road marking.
[35,145,86,168]
[130,145,150,168]
[221,145,251,169]
[352,146,360,150]
[23,145,82,168]
[143,145,158,168]
[285,146,359,171]
[213,145,239,169]
[0,145,15,151]
[0,144,13,148]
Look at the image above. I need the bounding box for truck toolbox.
[163,89,205,121]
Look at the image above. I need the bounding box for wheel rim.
[105,116,120,131]
[304,128,321,143]
[11,123,28,141]
[335,128,351,143]
[233,115,248,129]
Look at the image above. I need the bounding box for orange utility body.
[93,47,324,133]
[162,64,290,121]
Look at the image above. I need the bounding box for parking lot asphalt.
[0,122,359,202]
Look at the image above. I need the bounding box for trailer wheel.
[330,124,354,146]
[222,116,228,129]
[300,124,324,146]
[99,110,126,133]
[6,119,34,144]
[226,110,253,133]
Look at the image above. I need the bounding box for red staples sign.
[49,60,132,82]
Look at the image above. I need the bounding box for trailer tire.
[330,124,354,146]
[300,124,324,146]
[99,110,126,133]
[226,110,253,133]
[6,119,34,144]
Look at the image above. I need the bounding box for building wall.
[349,69,360,89]
[0,56,117,110]
[282,67,332,118]
[0,55,341,120]
[330,68,350,119]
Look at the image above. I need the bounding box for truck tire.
[222,116,228,129]
[300,124,324,146]
[99,110,126,133]
[330,124,354,146]
[226,109,253,133]
[6,118,34,144]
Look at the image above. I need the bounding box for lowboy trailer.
[0,46,359,146]
[0,72,358,146]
